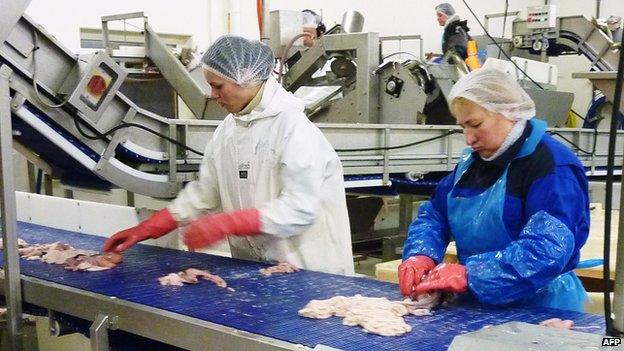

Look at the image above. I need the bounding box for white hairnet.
[435,3,456,16]
[448,68,536,121]
[302,9,322,27]
[607,15,622,24]
[201,35,274,86]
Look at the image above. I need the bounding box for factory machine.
[0,3,621,199]
[511,6,619,71]
[272,9,574,127]
[510,5,623,128]
[0,0,623,349]
[267,7,624,255]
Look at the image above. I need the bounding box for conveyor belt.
[1,222,605,350]
[345,173,444,196]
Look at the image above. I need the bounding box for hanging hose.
[31,30,69,108]
[277,32,313,84]
[256,0,263,39]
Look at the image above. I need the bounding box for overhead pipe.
[257,0,263,38]
[261,0,270,44]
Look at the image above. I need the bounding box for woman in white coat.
[103,35,355,275]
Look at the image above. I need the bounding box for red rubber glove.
[183,208,261,250]
[103,208,177,253]
[398,255,436,296]
[414,263,468,294]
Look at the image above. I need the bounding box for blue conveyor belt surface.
[0,222,605,350]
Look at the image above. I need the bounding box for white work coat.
[169,76,354,275]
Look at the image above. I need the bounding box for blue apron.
[447,119,587,311]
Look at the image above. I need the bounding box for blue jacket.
[402,121,590,305]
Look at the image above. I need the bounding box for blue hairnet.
[448,68,536,121]
[201,35,274,86]
[435,3,456,16]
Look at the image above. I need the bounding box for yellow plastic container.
[465,40,481,71]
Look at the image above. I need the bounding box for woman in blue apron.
[398,68,589,312]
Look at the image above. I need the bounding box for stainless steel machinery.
[1,2,620,200]
[0,2,623,349]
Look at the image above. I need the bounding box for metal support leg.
[382,235,405,262]
[63,188,74,199]
[398,194,414,236]
[0,65,23,350]
[168,124,178,197]
[381,194,414,262]
[48,310,59,336]
[126,190,135,207]
[35,168,42,194]
[614,125,624,332]
[26,161,36,193]
[89,313,110,351]
[382,129,390,185]
[43,173,53,195]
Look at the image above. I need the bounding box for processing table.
[0,222,606,350]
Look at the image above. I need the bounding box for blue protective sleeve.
[402,172,454,263]
[524,166,590,271]
[465,210,575,305]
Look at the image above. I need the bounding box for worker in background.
[427,3,470,61]
[103,35,355,276]
[607,15,622,43]
[292,9,341,112]
[398,68,589,312]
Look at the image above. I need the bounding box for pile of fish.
[64,252,123,271]
[298,292,441,337]
[539,318,574,329]
[159,262,301,293]
[401,291,443,315]
[259,262,300,276]
[159,268,235,292]
[0,238,29,250]
[0,238,122,271]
